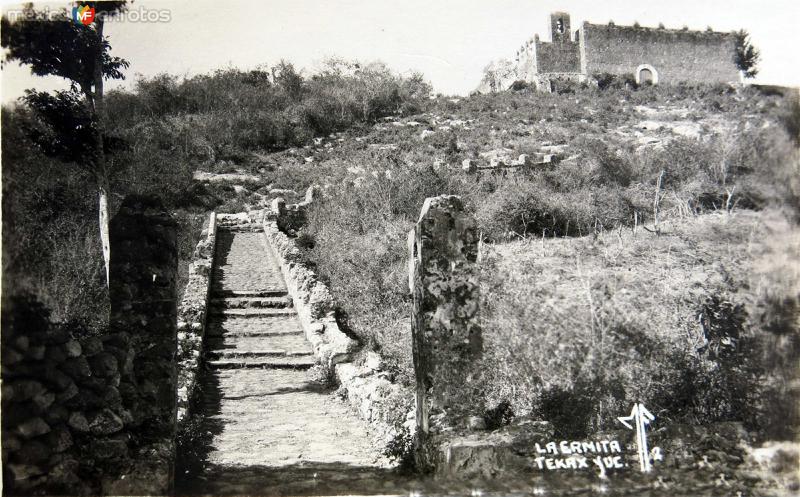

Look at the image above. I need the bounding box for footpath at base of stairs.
[177,225,400,495]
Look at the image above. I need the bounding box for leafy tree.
[479,58,516,93]
[272,60,304,101]
[2,2,129,285]
[734,29,760,79]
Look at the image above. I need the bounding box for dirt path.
[177,227,396,495]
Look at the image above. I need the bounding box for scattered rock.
[467,416,486,431]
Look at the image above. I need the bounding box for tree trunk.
[93,16,110,287]
[98,177,111,286]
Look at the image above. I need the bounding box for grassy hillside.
[4,64,798,439]
[482,209,799,439]
[284,83,799,440]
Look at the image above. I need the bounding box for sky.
[2,0,799,103]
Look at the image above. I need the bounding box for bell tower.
[550,12,571,42]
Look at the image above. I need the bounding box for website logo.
[72,5,95,26]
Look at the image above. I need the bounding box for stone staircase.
[205,229,313,370]
[178,223,390,495]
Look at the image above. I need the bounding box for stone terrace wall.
[176,212,217,425]
[581,23,739,83]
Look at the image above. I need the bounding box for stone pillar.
[409,195,482,468]
[109,195,178,495]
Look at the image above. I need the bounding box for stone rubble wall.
[176,212,217,425]
[261,189,413,446]
[262,217,358,367]
[2,195,179,496]
[333,353,414,448]
[270,185,321,234]
[2,306,134,495]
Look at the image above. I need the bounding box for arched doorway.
[635,64,659,85]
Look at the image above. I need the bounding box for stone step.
[207,356,316,369]
[208,308,297,318]
[210,296,292,309]
[205,327,304,338]
[206,333,312,353]
[207,349,313,360]
[205,316,304,337]
[216,226,262,232]
[211,289,288,298]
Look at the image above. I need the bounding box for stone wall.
[176,212,217,425]
[1,195,179,495]
[581,22,739,84]
[505,13,742,90]
[262,218,359,368]
[535,38,580,73]
[262,195,413,448]
[2,297,128,495]
[271,185,321,235]
[106,195,179,495]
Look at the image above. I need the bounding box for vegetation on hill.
[2,59,430,330]
[288,82,799,440]
[3,56,798,441]
[482,209,799,439]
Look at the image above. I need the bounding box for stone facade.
[581,23,739,84]
[511,12,740,91]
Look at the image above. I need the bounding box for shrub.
[780,97,800,145]
[510,80,532,92]
[483,400,515,430]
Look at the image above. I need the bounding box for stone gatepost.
[408,195,482,469]
[109,195,178,494]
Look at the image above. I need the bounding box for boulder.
[7,463,46,481]
[59,356,91,378]
[32,391,56,411]
[16,440,50,464]
[10,379,45,401]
